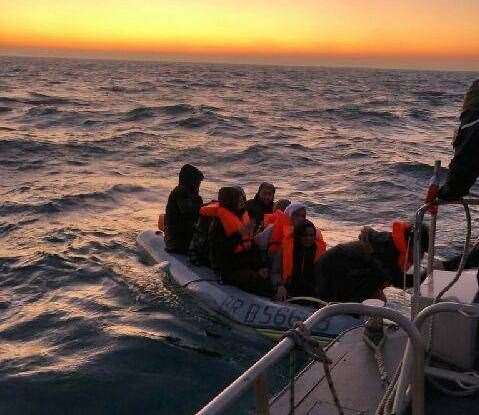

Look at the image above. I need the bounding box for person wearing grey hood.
[164,164,204,254]
[439,80,479,200]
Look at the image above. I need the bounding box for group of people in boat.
[161,79,479,304]
[162,163,427,303]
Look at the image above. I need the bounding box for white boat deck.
[270,326,408,415]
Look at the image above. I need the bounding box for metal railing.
[412,197,479,318]
[196,303,425,415]
[394,302,479,414]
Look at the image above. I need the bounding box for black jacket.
[439,109,479,200]
[164,185,203,253]
[246,194,273,228]
[209,217,263,280]
[316,231,407,303]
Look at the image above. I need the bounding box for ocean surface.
[0,56,478,414]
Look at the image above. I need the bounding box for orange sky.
[1,0,478,70]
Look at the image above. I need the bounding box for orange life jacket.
[264,210,291,254]
[392,220,412,271]
[199,202,220,217]
[201,203,253,253]
[281,230,327,284]
[264,210,282,226]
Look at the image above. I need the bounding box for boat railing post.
[413,205,428,319]
[253,374,270,415]
[426,160,441,284]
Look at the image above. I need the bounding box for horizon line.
[1,50,479,74]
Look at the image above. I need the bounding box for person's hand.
[258,268,269,279]
[275,285,288,302]
[358,226,374,254]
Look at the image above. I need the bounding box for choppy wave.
[1,184,147,216]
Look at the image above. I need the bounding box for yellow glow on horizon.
[1,0,478,64]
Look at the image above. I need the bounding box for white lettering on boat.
[220,295,309,328]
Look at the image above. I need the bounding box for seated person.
[164,164,204,254]
[190,192,247,268]
[246,182,275,230]
[188,199,218,267]
[255,202,307,254]
[207,187,273,297]
[271,220,327,301]
[315,220,429,303]
[263,199,291,227]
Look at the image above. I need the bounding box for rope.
[375,361,402,415]
[363,331,388,385]
[435,200,471,302]
[426,200,471,359]
[282,322,344,415]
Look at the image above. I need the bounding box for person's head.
[179,164,204,195]
[234,186,247,211]
[294,219,316,249]
[274,199,291,212]
[218,187,241,213]
[463,79,479,114]
[285,203,307,226]
[257,182,275,206]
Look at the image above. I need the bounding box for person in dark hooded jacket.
[208,186,273,296]
[438,79,479,201]
[164,164,204,254]
[246,182,275,230]
[315,221,429,303]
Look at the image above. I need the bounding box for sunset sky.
[1,0,478,70]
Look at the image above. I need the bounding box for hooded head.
[218,187,242,213]
[463,79,479,114]
[179,164,204,195]
[294,219,316,249]
[274,199,291,212]
[285,202,307,226]
[255,182,275,208]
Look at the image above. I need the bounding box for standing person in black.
[164,164,204,254]
[438,80,479,201]
[246,182,275,230]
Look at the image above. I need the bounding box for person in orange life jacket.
[275,199,292,212]
[315,221,429,303]
[254,202,306,255]
[437,80,479,201]
[271,220,327,302]
[246,182,275,230]
[208,187,273,296]
[164,164,204,254]
[263,199,291,227]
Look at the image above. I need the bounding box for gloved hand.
[425,181,439,214]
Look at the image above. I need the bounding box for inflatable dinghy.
[137,230,362,339]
